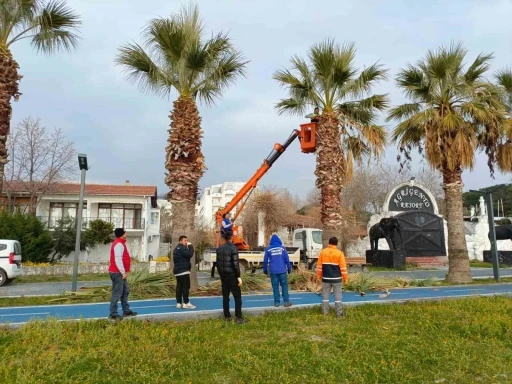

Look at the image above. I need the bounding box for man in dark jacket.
[173,235,196,309]
[216,232,246,323]
[263,234,292,307]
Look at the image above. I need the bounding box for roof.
[2,181,157,197]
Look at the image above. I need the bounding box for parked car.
[0,240,22,286]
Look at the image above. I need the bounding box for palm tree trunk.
[443,167,472,283]
[315,112,345,246]
[165,96,206,292]
[0,48,22,195]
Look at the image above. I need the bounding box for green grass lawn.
[469,260,512,268]
[1,297,511,383]
[15,273,110,284]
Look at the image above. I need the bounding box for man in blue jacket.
[221,213,233,237]
[263,234,292,307]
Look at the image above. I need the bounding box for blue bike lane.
[1,283,511,327]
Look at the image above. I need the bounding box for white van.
[0,240,22,286]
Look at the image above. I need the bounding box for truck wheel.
[0,270,7,287]
[239,263,246,275]
[309,261,318,273]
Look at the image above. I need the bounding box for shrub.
[50,218,114,263]
[0,211,53,262]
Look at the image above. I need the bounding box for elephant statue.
[489,225,512,241]
[369,218,403,251]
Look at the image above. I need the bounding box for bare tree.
[343,162,444,214]
[4,117,76,212]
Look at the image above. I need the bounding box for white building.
[197,181,247,228]
[34,182,161,262]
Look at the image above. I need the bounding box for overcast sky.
[10,0,512,199]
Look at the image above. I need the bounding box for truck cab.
[292,228,323,269]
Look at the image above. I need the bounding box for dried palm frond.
[496,141,512,172]
[47,268,175,303]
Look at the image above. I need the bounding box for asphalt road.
[1,268,511,298]
[1,283,511,326]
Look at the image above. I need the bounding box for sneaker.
[235,317,247,324]
[337,313,345,318]
[284,302,292,307]
[182,302,196,309]
[224,317,233,322]
[108,314,123,321]
[123,311,138,317]
[274,303,279,307]
[176,303,183,309]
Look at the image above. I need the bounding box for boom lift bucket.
[300,123,317,153]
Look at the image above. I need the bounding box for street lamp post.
[72,153,89,292]
[469,189,500,281]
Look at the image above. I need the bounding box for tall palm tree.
[388,43,511,283]
[115,3,247,291]
[0,0,81,195]
[274,39,388,244]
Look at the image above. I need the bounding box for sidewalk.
[2,283,511,327]
[3,268,511,298]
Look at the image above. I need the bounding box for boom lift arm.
[215,122,317,250]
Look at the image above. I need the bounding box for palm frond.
[495,68,512,109]
[275,98,309,117]
[391,119,425,147]
[386,103,422,122]
[115,43,171,97]
[395,65,430,102]
[422,41,466,81]
[465,52,493,83]
[144,17,186,65]
[273,68,316,114]
[30,0,81,54]
[344,62,388,99]
[359,124,387,157]
[193,48,247,105]
[1,0,40,44]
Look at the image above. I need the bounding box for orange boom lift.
[215,122,317,250]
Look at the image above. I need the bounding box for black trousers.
[176,274,191,304]
[220,276,242,319]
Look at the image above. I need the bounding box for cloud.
[8,0,512,200]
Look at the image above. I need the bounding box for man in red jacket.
[108,228,137,320]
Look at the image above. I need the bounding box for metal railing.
[38,216,145,230]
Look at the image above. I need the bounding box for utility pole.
[72,154,89,292]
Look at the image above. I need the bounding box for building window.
[49,202,87,227]
[98,203,143,229]
[151,212,159,225]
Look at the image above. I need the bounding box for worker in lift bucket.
[221,213,233,237]
[305,107,320,123]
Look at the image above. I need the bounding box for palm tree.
[115,3,247,291]
[0,0,81,195]
[388,43,511,283]
[274,39,388,244]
